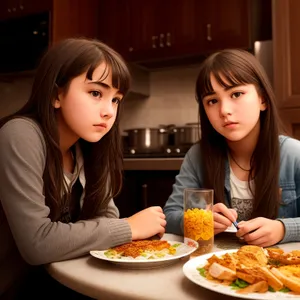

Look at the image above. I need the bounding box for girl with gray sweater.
[0,38,166,299]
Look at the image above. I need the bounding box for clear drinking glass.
[183,188,214,256]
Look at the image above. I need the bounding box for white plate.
[224,223,238,233]
[183,249,299,300]
[90,240,198,269]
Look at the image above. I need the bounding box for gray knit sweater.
[0,118,132,296]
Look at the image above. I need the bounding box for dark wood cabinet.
[0,0,100,44]
[273,0,300,139]
[98,0,271,65]
[51,0,100,44]
[114,170,179,218]
[0,0,51,20]
[97,0,130,59]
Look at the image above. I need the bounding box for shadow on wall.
[0,76,33,118]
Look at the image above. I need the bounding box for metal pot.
[171,124,200,146]
[124,127,169,153]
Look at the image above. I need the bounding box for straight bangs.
[196,53,260,102]
[86,52,131,97]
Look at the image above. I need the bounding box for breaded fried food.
[267,248,300,265]
[206,253,237,271]
[111,240,172,258]
[237,266,267,283]
[208,262,237,281]
[201,246,300,295]
[271,267,300,293]
[237,245,268,267]
[278,265,300,278]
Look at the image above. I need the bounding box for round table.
[46,234,300,300]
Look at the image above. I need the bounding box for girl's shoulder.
[0,117,46,154]
[279,134,300,148]
[279,135,300,161]
[1,116,42,134]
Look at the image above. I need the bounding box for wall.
[0,66,200,128]
[0,76,33,118]
[120,65,200,131]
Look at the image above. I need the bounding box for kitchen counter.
[123,157,184,170]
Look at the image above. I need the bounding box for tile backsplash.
[0,65,200,129]
[120,65,200,131]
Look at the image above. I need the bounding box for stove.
[123,145,191,158]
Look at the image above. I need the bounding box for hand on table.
[236,217,285,247]
[127,206,166,240]
[213,203,238,235]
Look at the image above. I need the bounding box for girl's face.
[202,74,266,143]
[54,62,123,144]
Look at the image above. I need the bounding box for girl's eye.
[207,99,217,106]
[90,91,102,98]
[112,98,121,105]
[232,92,243,99]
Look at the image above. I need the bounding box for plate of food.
[90,239,198,269]
[183,245,300,299]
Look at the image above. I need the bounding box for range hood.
[126,63,150,99]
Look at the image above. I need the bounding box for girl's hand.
[213,203,238,235]
[236,217,285,247]
[127,206,166,240]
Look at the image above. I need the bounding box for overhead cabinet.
[273,0,300,139]
[99,0,272,66]
[0,0,100,73]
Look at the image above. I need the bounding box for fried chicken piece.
[237,245,268,267]
[208,262,237,281]
[267,249,300,265]
[206,253,237,271]
[271,267,300,293]
[237,266,267,283]
[112,240,171,258]
[258,266,284,291]
[278,265,300,278]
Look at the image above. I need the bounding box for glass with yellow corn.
[183,188,214,256]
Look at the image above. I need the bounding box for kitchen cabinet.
[0,0,101,74]
[127,0,251,62]
[0,0,51,20]
[98,0,271,65]
[97,0,130,58]
[0,0,100,44]
[114,170,179,218]
[51,0,100,43]
[273,0,300,139]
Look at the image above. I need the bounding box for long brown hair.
[195,49,283,219]
[0,38,131,221]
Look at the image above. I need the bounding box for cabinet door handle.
[206,24,212,41]
[159,33,165,47]
[142,184,148,208]
[166,33,171,47]
[152,36,158,48]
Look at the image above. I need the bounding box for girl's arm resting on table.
[0,119,132,266]
[163,144,203,235]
